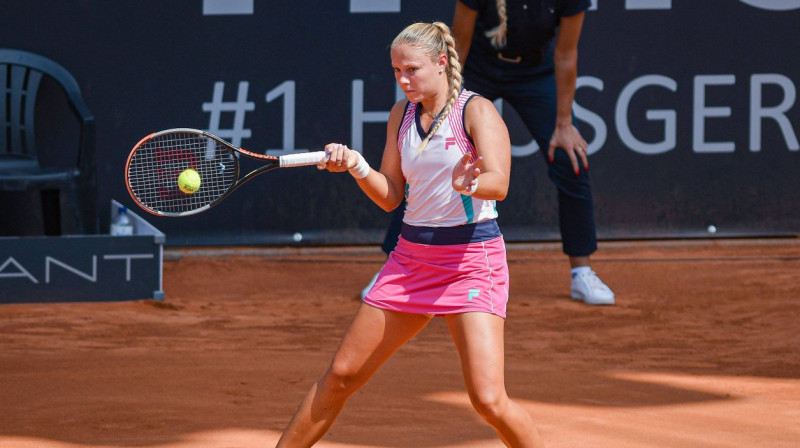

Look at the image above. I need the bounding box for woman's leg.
[446,312,545,448]
[504,75,598,259]
[505,77,613,305]
[276,303,432,447]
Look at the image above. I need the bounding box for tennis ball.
[178,168,201,194]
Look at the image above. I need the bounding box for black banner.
[0,235,163,303]
[3,0,799,245]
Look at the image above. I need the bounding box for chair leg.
[78,181,97,234]
[41,189,61,236]
[62,182,86,235]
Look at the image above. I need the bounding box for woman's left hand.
[548,124,589,175]
[452,153,483,195]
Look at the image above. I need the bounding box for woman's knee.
[319,359,366,398]
[547,152,592,193]
[468,387,509,423]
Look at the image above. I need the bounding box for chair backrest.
[0,49,93,172]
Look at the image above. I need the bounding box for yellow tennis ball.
[178,168,201,194]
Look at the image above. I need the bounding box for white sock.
[571,266,592,277]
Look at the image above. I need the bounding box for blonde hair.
[485,0,508,49]
[392,22,463,153]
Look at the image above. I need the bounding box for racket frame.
[125,128,320,217]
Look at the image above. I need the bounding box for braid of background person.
[392,22,463,153]
[485,0,508,49]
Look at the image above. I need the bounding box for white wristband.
[458,177,479,196]
[348,151,371,179]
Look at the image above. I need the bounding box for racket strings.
[127,132,238,215]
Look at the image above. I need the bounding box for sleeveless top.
[397,89,498,228]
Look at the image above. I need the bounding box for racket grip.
[279,151,328,167]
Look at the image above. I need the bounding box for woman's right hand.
[319,143,358,172]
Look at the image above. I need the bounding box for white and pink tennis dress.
[363,90,510,318]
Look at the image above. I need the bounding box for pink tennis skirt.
[363,233,510,318]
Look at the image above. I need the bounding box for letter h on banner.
[351,81,405,152]
[350,0,400,13]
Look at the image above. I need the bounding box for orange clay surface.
[1,238,799,448]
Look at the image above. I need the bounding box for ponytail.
[485,0,508,49]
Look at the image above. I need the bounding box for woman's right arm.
[319,100,407,212]
[451,1,478,63]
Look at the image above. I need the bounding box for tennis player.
[276,21,544,447]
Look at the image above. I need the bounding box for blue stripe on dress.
[461,194,475,224]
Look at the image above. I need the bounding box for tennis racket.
[125,128,326,217]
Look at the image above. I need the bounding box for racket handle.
[279,151,328,167]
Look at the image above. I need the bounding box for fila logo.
[445,138,457,150]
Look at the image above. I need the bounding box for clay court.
[1,238,799,447]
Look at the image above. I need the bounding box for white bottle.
[111,206,135,236]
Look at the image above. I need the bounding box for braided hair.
[392,22,463,153]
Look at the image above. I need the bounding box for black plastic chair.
[0,48,97,235]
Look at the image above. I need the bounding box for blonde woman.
[276,21,544,448]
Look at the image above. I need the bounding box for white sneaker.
[571,270,615,305]
[360,270,381,301]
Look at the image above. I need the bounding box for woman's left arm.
[549,12,589,173]
[455,96,511,200]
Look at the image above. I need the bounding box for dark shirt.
[459,0,590,76]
